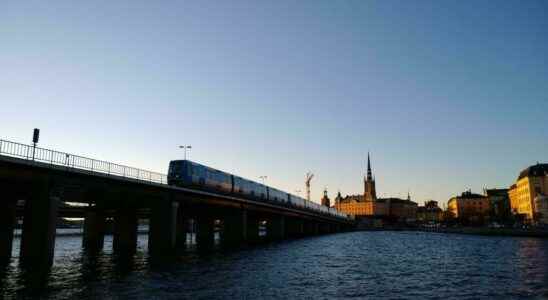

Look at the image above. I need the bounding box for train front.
[167,160,188,186]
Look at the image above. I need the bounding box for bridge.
[0,138,354,272]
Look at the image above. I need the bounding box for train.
[167,160,348,219]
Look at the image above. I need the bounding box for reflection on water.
[1,232,548,299]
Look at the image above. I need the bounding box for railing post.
[91,160,94,172]
[0,140,3,153]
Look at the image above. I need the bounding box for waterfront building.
[534,195,548,225]
[417,200,443,223]
[321,188,331,207]
[334,154,417,223]
[447,191,489,223]
[484,188,511,222]
[508,163,548,221]
[378,195,418,223]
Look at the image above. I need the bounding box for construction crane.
[305,172,314,202]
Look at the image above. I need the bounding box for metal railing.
[0,139,167,184]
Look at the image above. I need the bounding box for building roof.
[417,205,442,213]
[485,188,509,197]
[338,195,364,203]
[453,191,487,199]
[378,197,418,206]
[424,200,439,208]
[518,163,548,180]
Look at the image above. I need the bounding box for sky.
[1,1,547,205]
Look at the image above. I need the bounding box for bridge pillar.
[83,206,106,252]
[267,215,285,241]
[246,214,261,244]
[0,198,17,265]
[149,197,178,256]
[196,216,215,252]
[175,204,188,251]
[319,223,329,235]
[113,204,138,255]
[313,222,319,235]
[303,221,311,236]
[287,218,304,238]
[222,209,247,248]
[303,221,318,236]
[20,179,58,269]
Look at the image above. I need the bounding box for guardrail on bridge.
[0,139,167,184]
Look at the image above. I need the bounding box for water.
[1,231,548,299]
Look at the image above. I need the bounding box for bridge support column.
[83,207,106,252]
[149,197,178,256]
[267,215,285,241]
[20,180,58,270]
[246,215,260,244]
[175,204,187,251]
[222,210,247,248]
[303,221,318,236]
[287,218,304,238]
[319,223,329,235]
[113,205,138,255]
[313,222,319,235]
[0,199,17,265]
[196,216,215,252]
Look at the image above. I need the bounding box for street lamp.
[32,128,40,161]
[179,145,192,160]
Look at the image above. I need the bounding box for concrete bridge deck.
[0,139,354,273]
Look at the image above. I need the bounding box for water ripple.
[1,232,548,299]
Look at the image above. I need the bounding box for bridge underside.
[0,156,354,271]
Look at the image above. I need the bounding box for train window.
[186,163,192,175]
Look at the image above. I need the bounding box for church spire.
[364,152,377,202]
[367,152,373,181]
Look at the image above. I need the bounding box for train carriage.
[168,160,346,219]
[268,187,287,204]
[168,160,232,194]
[233,176,267,200]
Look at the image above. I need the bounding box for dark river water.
[1,231,548,299]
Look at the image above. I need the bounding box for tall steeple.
[321,187,331,207]
[364,152,377,202]
[367,152,373,181]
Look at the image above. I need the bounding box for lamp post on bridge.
[179,145,192,160]
[32,128,40,161]
[259,176,268,198]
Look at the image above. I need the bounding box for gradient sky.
[2,1,547,205]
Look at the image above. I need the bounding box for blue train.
[167,160,347,219]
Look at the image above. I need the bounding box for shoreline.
[357,227,548,239]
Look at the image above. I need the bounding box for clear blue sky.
[2,1,547,205]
